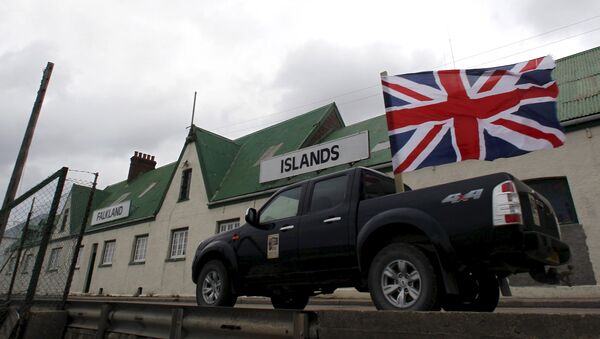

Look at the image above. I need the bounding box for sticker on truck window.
[267,234,279,259]
[442,189,484,204]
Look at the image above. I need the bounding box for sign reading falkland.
[91,200,131,226]
[381,56,565,174]
[260,131,370,183]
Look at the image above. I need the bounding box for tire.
[196,260,237,307]
[368,243,438,311]
[270,294,310,310]
[442,272,499,312]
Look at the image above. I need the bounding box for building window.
[47,247,62,271]
[169,228,188,259]
[75,246,84,269]
[22,253,34,274]
[6,257,16,275]
[101,240,116,266]
[132,235,148,263]
[217,219,240,234]
[60,208,69,232]
[179,169,192,201]
[524,177,579,225]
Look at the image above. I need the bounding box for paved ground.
[68,294,600,314]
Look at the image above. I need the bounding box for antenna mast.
[190,91,197,127]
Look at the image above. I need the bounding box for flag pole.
[380,71,405,193]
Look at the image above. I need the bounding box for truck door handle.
[279,225,295,232]
[323,217,341,223]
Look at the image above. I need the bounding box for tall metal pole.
[0,62,54,243]
[190,91,197,127]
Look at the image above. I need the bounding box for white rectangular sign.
[260,131,370,183]
[91,200,131,226]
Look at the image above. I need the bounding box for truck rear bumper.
[522,231,571,266]
[489,227,571,272]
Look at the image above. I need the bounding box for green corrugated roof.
[554,46,600,121]
[193,128,240,200]
[68,184,100,234]
[206,103,343,202]
[85,162,177,231]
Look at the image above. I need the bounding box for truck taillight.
[493,180,522,226]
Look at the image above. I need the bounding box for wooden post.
[381,70,405,193]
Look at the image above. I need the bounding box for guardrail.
[61,300,600,339]
[64,301,313,339]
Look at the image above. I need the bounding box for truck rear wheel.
[442,272,499,312]
[368,243,438,311]
[196,260,237,307]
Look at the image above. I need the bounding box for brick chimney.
[128,151,157,182]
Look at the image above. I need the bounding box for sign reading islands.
[91,200,131,226]
[260,131,370,183]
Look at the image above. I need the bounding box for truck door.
[236,185,303,282]
[297,173,354,275]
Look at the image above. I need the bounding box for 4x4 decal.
[442,189,484,204]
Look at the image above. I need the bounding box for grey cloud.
[271,41,438,124]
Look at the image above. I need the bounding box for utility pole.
[0,62,54,243]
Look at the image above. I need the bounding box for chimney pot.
[128,151,157,182]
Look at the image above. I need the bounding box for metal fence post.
[60,173,98,310]
[21,167,68,309]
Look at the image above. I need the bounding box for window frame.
[100,240,116,267]
[167,228,189,261]
[21,253,34,274]
[178,168,192,202]
[217,219,241,234]
[47,247,62,272]
[74,245,84,269]
[131,234,149,265]
[60,208,69,232]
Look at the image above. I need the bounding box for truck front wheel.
[196,260,237,307]
[368,243,438,311]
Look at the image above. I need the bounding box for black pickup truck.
[192,167,570,311]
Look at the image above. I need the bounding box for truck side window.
[362,172,396,200]
[309,176,347,212]
[259,186,302,223]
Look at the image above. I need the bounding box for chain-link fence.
[0,168,97,313]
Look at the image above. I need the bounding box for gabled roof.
[198,103,344,202]
[554,46,600,121]
[85,162,177,231]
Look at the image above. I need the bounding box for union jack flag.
[381,56,565,174]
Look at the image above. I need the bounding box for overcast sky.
[2,0,600,198]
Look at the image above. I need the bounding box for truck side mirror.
[245,208,258,226]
